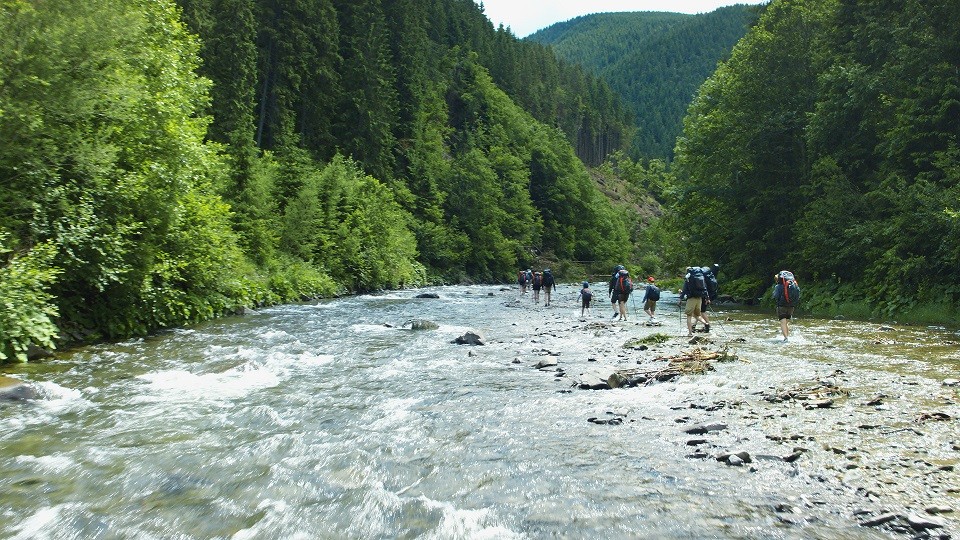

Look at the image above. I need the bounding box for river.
[1,285,958,539]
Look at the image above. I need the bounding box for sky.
[477,1,768,37]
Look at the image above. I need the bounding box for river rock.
[576,368,613,390]
[717,451,752,465]
[943,379,959,387]
[683,423,727,435]
[925,505,953,515]
[0,376,37,401]
[415,293,440,299]
[858,513,898,527]
[906,513,946,530]
[534,357,558,369]
[408,319,439,330]
[804,399,833,409]
[451,332,484,346]
[587,417,623,425]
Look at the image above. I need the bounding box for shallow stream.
[2,285,958,539]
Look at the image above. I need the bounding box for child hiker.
[578,282,593,317]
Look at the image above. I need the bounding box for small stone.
[686,439,709,446]
[804,399,833,409]
[906,513,947,530]
[512,358,521,364]
[943,379,959,387]
[683,423,727,435]
[534,357,558,369]
[858,513,898,527]
[727,454,744,466]
[925,506,953,515]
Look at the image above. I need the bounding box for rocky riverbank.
[467,289,959,538]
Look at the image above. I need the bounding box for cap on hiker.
[582,281,589,288]
[647,276,655,282]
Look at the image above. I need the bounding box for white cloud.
[477,0,768,37]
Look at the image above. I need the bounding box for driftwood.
[608,347,737,388]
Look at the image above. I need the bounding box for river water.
[1,285,958,539]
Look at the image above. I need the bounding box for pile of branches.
[763,376,849,409]
[608,347,737,388]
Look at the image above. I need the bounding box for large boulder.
[0,375,37,401]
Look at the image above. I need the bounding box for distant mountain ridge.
[529,5,762,160]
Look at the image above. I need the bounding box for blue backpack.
[775,270,801,306]
[686,267,707,297]
[646,284,660,301]
[701,266,719,300]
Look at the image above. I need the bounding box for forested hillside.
[530,6,759,159]
[670,0,960,318]
[0,0,636,359]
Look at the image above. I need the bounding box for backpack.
[532,274,542,288]
[542,270,554,287]
[646,284,660,301]
[614,271,633,293]
[581,288,593,301]
[518,271,526,284]
[686,267,707,297]
[775,270,801,306]
[702,266,719,300]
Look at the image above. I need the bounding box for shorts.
[644,300,656,311]
[684,297,702,317]
[777,306,795,320]
[581,298,591,308]
[617,292,629,303]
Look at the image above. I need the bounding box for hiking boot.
[612,312,619,319]
[704,324,710,333]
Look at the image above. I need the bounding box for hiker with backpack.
[680,266,707,336]
[578,281,593,317]
[611,268,633,321]
[608,265,625,318]
[696,264,720,332]
[542,269,556,306]
[518,269,528,294]
[641,276,660,322]
[773,270,801,342]
[531,271,543,304]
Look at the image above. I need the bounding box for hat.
[582,281,589,288]
[647,276,655,282]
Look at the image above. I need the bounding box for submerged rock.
[683,423,727,435]
[407,319,439,330]
[451,332,484,346]
[0,376,37,401]
[415,293,440,299]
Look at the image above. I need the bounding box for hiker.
[608,265,625,318]
[680,266,707,336]
[542,268,556,306]
[531,271,543,303]
[773,270,801,342]
[641,276,660,322]
[517,269,528,294]
[578,281,593,317]
[612,268,633,321]
[696,264,720,332]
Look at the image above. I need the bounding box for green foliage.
[0,236,60,362]
[670,0,960,318]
